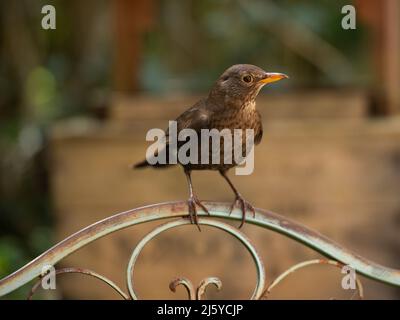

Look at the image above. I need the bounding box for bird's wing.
[165,99,212,140]
[177,104,211,132]
[254,111,263,145]
[145,100,212,164]
[135,101,212,168]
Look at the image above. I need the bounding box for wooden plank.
[49,118,400,299]
[109,90,368,122]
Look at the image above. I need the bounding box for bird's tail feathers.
[132,159,172,169]
[132,160,150,169]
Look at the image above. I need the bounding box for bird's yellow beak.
[259,73,289,84]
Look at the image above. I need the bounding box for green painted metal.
[0,201,399,298]
[265,259,364,299]
[126,218,265,300]
[27,268,130,300]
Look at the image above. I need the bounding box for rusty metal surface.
[126,218,265,300]
[27,267,129,300]
[0,201,399,298]
[262,259,364,299]
[169,277,223,300]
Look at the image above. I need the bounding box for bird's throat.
[241,100,257,112]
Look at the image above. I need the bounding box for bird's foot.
[187,196,211,231]
[228,194,256,228]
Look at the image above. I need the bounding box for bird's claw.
[187,196,211,231]
[228,194,255,228]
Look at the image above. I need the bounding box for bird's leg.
[219,170,255,228]
[184,169,211,231]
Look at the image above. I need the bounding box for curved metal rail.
[0,201,399,297]
[127,218,265,300]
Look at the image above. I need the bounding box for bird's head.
[209,64,288,106]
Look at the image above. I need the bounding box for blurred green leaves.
[26,67,58,123]
[141,0,369,92]
[0,238,27,277]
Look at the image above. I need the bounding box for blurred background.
[0,0,399,299]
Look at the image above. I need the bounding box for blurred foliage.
[140,0,369,93]
[0,0,371,299]
[0,0,111,298]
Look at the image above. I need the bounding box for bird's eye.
[242,75,253,83]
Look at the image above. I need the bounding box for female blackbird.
[134,64,288,229]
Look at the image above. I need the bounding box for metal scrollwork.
[127,218,266,300]
[169,277,222,300]
[27,267,129,300]
[262,259,364,300]
[0,201,399,299]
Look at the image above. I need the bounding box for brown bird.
[134,64,288,229]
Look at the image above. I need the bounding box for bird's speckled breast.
[185,102,262,171]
